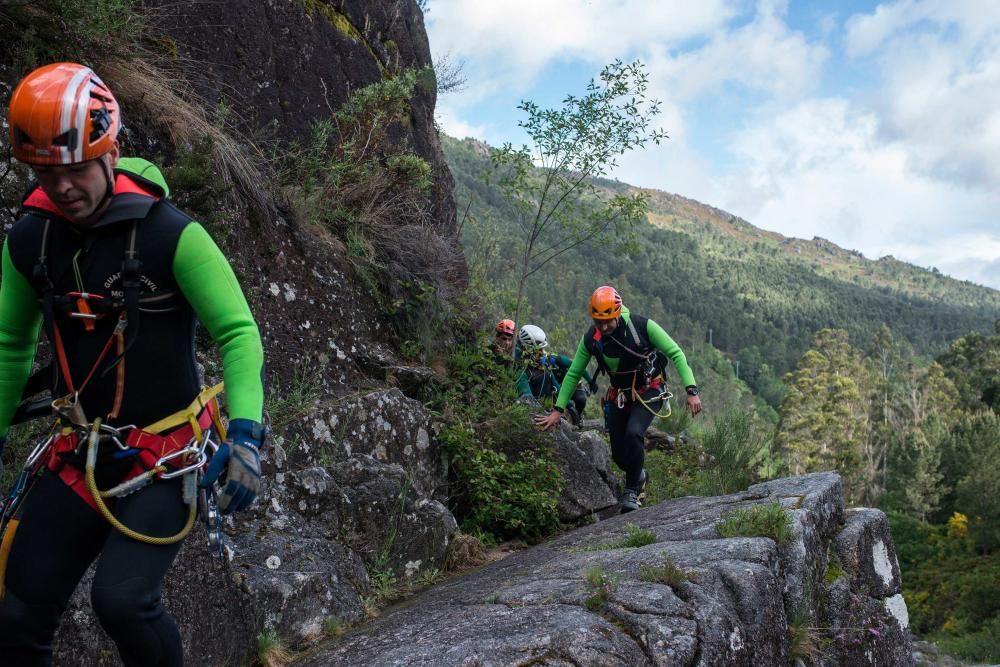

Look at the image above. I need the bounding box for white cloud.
[843,1,1000,190]
[722,98,1000,288]
[434,100,489,141]
[426,0,738,91]
[644,0,829,102]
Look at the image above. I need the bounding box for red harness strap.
[45,401,217,511]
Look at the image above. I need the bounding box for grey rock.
[550,425,621,521]
[833,508,903,598]
[300,472,912,667]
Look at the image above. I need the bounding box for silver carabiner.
[156,439,207,479]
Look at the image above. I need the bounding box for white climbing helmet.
[518,324,548,350]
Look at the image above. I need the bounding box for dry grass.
[99,56,276,219]
[445,533,489,572]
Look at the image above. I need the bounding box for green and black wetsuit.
[0,158,263,666]
[516,353,593,423]
[554,307,695,489]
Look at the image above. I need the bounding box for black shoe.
[620,488,640,513]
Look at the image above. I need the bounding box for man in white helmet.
[515,324,596,425]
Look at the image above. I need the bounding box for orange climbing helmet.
[8,62,121,166]
[589,286,622,320]
[495,319,516,336]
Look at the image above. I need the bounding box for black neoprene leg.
[0,473,109,666]
[91,477,187,667]
[571,388,588,420]
[606,389,663,490]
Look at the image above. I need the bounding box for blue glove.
[200,419,264,514]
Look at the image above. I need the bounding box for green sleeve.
[646,318,696,388]
[557,354,593,384]
[554,336,592,410]
[173,223,264,422]
[0,241,43,435]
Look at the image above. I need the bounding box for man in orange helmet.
[0,62,264,665]
[535,286,701,512]
[489,318,516,360]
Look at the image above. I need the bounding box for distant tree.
[938,329,1000,413]
[776,329,871,501]
[490,59,667,329]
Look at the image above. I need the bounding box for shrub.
[695,409,777,495]
[936,615,1000,662]
[715,501,794,545]
[618,523,657,548]
[440,422,561,541]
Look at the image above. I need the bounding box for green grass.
[715,501,794,545]
[570,523,657,552]
[638,556,692,589]
[583,566,617,611]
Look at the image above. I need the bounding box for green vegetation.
[263,365,324,431]
[583,566,617,611]
[0,0,142,69]
[433,346,562,542]
[281,68,460,362]
[641,408,783,505]
[638,556,692,589]
[444,135,1000,398]
[489,59,666,325]
[256,629,292,667]
[571,522,657,552]
[715,502,794,545]
[787,606,821,664]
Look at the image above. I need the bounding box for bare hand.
[534,409,563,432]
[686,394,702,417]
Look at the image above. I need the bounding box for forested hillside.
[445,135,1000,393]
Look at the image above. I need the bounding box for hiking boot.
[620,488,641,513]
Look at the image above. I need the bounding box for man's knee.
[91,577,162,631]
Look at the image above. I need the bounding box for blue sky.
[425,0,1000,289]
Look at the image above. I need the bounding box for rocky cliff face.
[300,472,913,667]
[143,0,457,241]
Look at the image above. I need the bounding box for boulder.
[299,472,913,666]
[549,423,621,521]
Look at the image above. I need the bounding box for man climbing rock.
[514,324,596,425]
[0,62,265,666]
[534,286,701,512]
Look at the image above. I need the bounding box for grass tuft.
[256,629,293,667]
[638,556,693,589]
[715,501,794,545]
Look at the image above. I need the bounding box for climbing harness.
[589,317,673,418]
[0,383,231,603]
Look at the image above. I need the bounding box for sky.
[424,0,1000,290]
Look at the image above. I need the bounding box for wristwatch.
[685,386,699,397]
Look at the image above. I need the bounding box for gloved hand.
[200,419,264,514]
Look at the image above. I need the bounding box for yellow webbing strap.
[0,519,20,602]
[141,383,225,436]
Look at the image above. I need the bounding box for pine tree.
[776,329,871,501]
